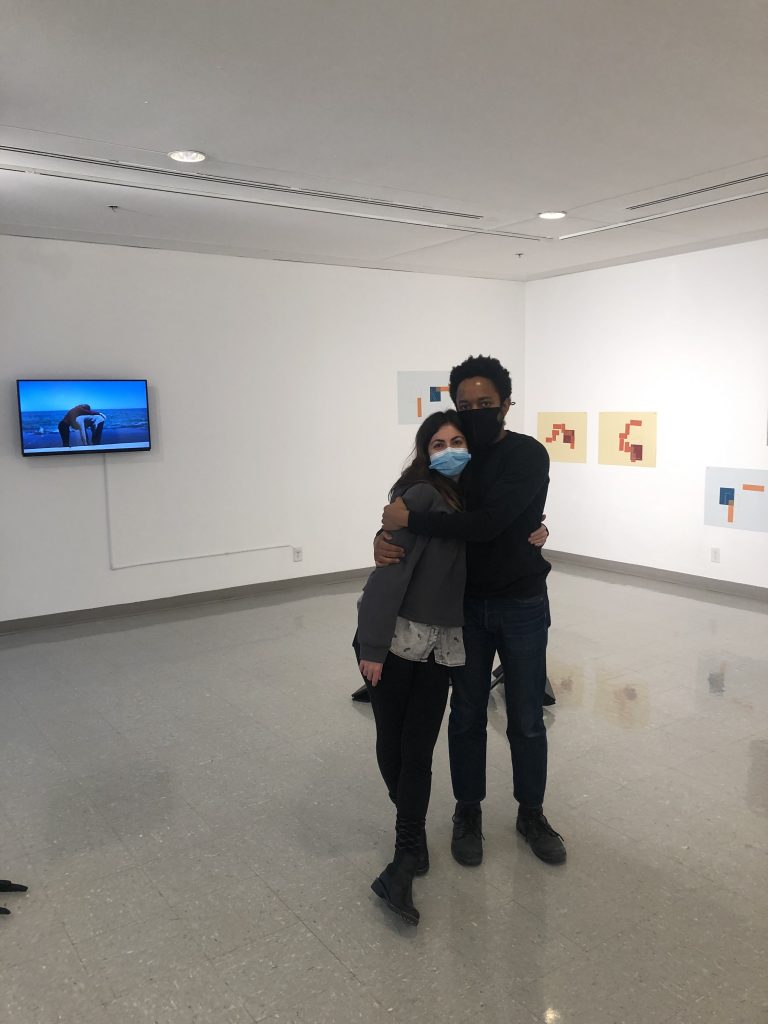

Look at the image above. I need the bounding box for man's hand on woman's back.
[374,532,406,566]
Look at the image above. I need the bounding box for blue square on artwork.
[719,487,735,506]
[429,387,442,402]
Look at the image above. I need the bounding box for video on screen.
[17,379,151,456]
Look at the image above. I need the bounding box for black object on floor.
[0,880,28,916]
[543,677,557,706]
[491,666,556,706]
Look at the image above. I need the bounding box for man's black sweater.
[408,431,551,599]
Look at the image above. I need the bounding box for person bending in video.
[58,404,91,446]
[74,411,107,446]
[57,405,106,446]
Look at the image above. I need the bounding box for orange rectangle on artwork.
[416,397,422,418]
[742,484,765,492]
[727,502,734,523]
[438,386,450,393]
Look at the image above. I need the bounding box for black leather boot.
[371,849,420,926]
[371,817,422,925]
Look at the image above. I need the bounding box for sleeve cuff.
[358,644,389,663]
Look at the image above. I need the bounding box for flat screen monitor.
[17,379,151,456]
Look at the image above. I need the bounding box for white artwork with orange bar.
[396,371,454,425]
[704,467,768,532]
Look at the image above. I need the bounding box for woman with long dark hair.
[357,410,470,927]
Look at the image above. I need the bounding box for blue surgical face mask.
[429,447,472,478]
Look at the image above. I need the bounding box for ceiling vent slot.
[629,170,768,210]
[0,145,482,221]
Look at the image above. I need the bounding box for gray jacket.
[357,482,466,663]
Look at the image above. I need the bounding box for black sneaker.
[451,804,483,866]
[516,810,566,864]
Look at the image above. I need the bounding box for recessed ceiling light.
[538,211,566,220]
[167,150,206,163]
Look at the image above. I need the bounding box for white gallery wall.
[3,233,766,622]
[525,239,768,589]
[0,235,525,621]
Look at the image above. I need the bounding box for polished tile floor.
[1,565,766,1023]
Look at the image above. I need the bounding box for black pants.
[364,651,450,822]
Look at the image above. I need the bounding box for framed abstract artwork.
[537,412,587,463]
[598,412,657,467]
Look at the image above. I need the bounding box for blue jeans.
[448,593,550,810]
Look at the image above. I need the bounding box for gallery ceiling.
[3,0,768,281]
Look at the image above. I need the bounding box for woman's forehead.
[430,423,466,443]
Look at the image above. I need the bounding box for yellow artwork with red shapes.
[537,412,588,463]
[598,412,657,467]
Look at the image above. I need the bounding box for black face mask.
[458,407,504,450]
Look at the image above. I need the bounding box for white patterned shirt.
[390,616,465,667]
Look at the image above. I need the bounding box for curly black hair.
[449,354,512,405]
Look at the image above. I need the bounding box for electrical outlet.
[710,548,720,563]
[292,547,303,562]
